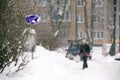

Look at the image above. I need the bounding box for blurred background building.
[25,0,115,46]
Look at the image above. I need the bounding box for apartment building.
[28,0,113,46]
[115,0,120,40]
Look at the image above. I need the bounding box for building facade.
[27,0,113,46]
[115,0,120,40]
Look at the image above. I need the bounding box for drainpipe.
[104,0,107,43]
[75,0,78,40]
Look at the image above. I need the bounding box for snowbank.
[0,46,120,80]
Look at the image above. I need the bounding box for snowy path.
[1,46,120,80]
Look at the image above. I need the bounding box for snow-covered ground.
[0,46,120,80]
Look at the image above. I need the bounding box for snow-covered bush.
[0,0,32,73]
[37,30,58,50]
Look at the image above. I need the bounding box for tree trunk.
[90,0,95,48]
[109,0,116,56]
[83,0,90,44]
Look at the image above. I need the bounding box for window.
[52,7,62,21]
[66,0,70,5]
[52,10,57,20]
[101,32,104,38]
[52,10,70,21]
[93,32,96,38]
[97,32,100,38]
[119,4,120,11]
[53,0,70,5]
[94,31,104,39]
[40,13,48,22]
[26,0,29,1]
[93,14,101,23]
[57,27,67,38]
[52,7,62,20]
[77,31,82,39]
[77,14,84,23]
[52,4,70,21]
[119,15,120,25]
[77,0,84,6]
[59,29,66,37]
[119,4,120,16]
[94,0,104,7]
[37,0,48,6]
[63,11,70,21]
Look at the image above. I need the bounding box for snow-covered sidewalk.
[0,46,120,80]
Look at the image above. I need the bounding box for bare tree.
[83,0,96,48]
[36,0,69,48]
[83,0,90,43]
[109,0,116,56]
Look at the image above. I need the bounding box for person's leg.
[82,56,88,69]
[84,56,88,68]
[82,56,86,69]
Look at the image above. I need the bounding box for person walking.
[80,38,90,69]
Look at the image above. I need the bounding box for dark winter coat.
[80,44,90,56]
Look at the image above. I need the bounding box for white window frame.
[77,14,84,23]
[77,0,84,7]
[37,0,48,6]
[93,14,101,23]
[77,30,83,39]
[95,0,104,7]
[94,31,104,39]
[63,10,71,21]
